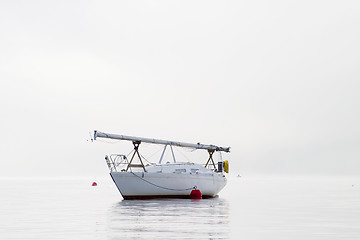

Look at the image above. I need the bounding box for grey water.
[1,176,360,239]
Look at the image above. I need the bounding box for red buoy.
[190,189,202,199]
[92,182,97,186]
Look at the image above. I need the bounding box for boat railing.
[105,154,129,172]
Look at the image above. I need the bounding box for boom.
[94,130,230,152]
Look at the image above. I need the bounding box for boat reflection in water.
[107,197,230,239]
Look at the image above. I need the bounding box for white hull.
[110,169,227,199]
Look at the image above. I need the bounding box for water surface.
[1,176,359,239]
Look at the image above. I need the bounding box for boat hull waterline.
[110,171,227,200]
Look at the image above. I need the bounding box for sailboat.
[94,131,230,200]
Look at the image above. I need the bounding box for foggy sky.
[1,0,359,178]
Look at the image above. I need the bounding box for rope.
[130,172,196,191]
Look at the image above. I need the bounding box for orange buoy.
[190,189,202,199]
[92,182,97,186]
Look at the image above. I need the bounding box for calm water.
[1,176,359,239]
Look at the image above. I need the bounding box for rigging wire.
[125,148,156,165]
[143,145,163,161]
[139,152,155,165]
[174,146,192,162]
[126,149,135,159]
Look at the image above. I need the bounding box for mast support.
[158,144,176,164]
[126,141,147,172]
[159,145,168,164]
[205,149,217,170]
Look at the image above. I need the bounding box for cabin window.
[191,169,199,173]
[175,169,186,173]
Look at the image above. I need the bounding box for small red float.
[190,189,202,199]
[92,182,97,186]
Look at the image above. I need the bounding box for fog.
[1,0,359,178]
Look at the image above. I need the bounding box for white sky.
[1,0,359,178]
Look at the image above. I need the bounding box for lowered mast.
[94,130,230,153]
